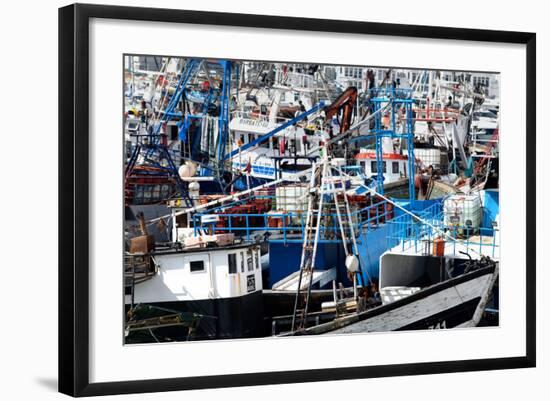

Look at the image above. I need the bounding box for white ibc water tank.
[275,184,308,225]
[414,148,441,169]
[443,194,482,230]
[275,185,308,212]
[381,137,394,154]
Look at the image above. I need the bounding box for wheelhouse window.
[127,120,139,130]
[240,251,244,273]
[175,213,187,228]
[228,253,237,274]
[247,249,253,272]
[392,161,399,174]
[371,161,386,174]
[254,250,260,270]
[189,260,205,272]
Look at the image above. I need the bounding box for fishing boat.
[228,105,323,183]
[279,187,499,336]
[125,231,264,341]
[292,259,498,335]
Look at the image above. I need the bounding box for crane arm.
[324,86,358,133]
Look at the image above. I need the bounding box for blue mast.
[217,60,232,162]
[368,87,416,204]
[126,58,202,207]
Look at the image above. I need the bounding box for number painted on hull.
[428,320,447,330]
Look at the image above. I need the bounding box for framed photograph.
[59,3,536,397]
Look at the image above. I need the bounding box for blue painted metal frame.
[217,60,232,161]
[368,87,415,203]
[192,196,393,244]
[125,59,203,207]
[386,201,499,258]
[155,59,199,140]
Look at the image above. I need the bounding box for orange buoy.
[433,237,445,257]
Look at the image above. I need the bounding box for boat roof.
[356,152,408,160]
[149,241,258,256]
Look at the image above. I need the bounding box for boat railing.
[231,109,272,122]
[192,196,394,244]
[230,109,303,128]
[368,87,413,100]
[386,202,499,258]
[412,106,460,122]
[277,71,318,90]
[126,142,183,166]
[124,252,157,307]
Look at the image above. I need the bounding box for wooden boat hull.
[291,264,498,335]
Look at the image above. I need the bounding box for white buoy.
[178,161,198,178]
[345,254,359,273]
[189,181,200,206]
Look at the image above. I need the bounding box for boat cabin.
[355,151,408,184]
[126,242,263,305]
[229,120,321,180]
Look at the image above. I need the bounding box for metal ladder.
[290,158,362,331]
[329,162,363,294]
[290,161,323,331]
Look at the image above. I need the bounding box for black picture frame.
[59,3,536,397]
